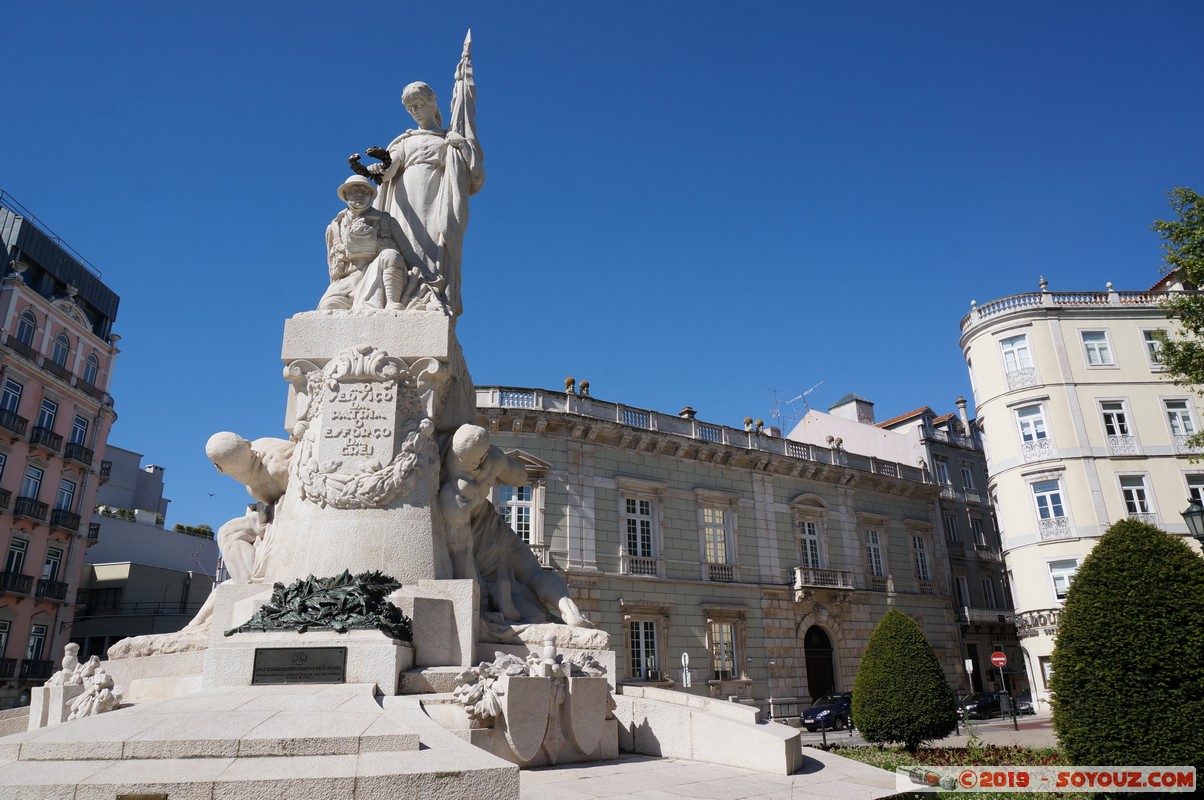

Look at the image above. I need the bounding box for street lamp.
[1179,499,1204,547]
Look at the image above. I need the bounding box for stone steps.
[0,684,520,800]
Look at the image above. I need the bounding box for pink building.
[0,192,119,707]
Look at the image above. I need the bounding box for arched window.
[51,333,70,367]
[15,310,36,347]
[82,354,99,387]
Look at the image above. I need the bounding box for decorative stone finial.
[1039,276,1048,292]
[564,376,576,394]
[578,380,590,398]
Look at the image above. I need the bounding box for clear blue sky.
[3,2,1202,532]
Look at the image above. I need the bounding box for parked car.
[1015,690,1036,715]
[960,691,1002,719]
[800,692,852,731]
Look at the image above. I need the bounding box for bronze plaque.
[252,647,347,684]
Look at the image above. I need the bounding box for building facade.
[0,192,120,706]
[960,278,1201,702]
[477,385,965,709]
[71,446,218,659]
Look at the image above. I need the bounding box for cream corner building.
[960,275,1202,702]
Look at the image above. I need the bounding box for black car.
[800,692,852,731]
[960,691,1002,719]
[1015,690,1036,715]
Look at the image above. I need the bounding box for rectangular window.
[623,497,654,558]
[709,621,737,680]
[1032,480,1065,519]
[55,479,76,512]
[702,507,729,564]
[1000,334,1033,373]
[0,620,8,657]
[4,539,27,574]
[1081,330,1115,366]
[960,464,976,490]
[1119,475,1151,514]
[42,547,62,582]
[1166,399,1197,437]
[0,380,22,414]
[70,415,89,446]
[865,529,884,577]
[1016,405,1048,441]
[1143,329,1165,365]
[934,458,951,485]
[943,513,959,542]
[0,452,6,482]
[798,519,822,568]
[497,485,532,544]
[26,623,47,661]
[1049,559,1078,600]
[912,536,930,581]
[36,399,57,431]
[955,576,969,606]
[20,466,43,500]
[628,620,658,680]
[970,518,986,546]
[1101,401,1129,436]
[981,578,997,608]
[1187,473,1204,505]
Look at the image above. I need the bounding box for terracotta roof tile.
[877,406,933,429]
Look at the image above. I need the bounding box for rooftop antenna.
[767,381,823,432]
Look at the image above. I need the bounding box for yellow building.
[960,276,1201,703]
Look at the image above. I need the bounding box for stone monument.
[0,35,801,798]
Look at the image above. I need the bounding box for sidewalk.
[520,713,1060,800]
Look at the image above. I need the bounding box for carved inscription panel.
[318,380,397,470]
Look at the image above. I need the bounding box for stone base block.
[467,719,619,767]
[27,685,84,731]
[391,579,478,667]
[398,667,464,694]
[204,630,413,694]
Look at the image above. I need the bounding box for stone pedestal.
[27,684,85,731]
[255,310,478,589]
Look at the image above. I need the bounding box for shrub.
[1051,519,1204,769]
[852,609,957,752]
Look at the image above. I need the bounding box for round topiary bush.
[1051,519,1204,769]
[852,609,957,752]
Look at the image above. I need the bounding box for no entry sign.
[990,651,1007,668]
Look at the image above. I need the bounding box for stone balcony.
[961,288,1181,333]
[958,606,1016,625]
[792,566,854,590]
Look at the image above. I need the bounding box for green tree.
[852,609,957,752]
[1051,519,1204,769]
[1155,187,1204,448]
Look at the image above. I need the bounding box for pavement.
[520,712,1059,800]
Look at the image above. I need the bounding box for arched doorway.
[804,625,835,699]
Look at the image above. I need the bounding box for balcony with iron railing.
[958,607,1016,625]
[0,571,33,594]
[65,441,94,466]
[87,521,100,543]
[50,508,81,532]
[477,387,929,483]
[19,659,55,681]
[35,579,69,601]
[0,658,14,678]
[29,425,63,453]
[0,409,29,437]
[0,488,10,510]
[41,358,72,384]
[3,334,37,362]
[75,377,105,400]
[13,496,48,521]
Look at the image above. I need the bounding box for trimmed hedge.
[852,609,957,752]
[1051,519,1204,769]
